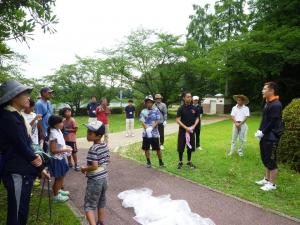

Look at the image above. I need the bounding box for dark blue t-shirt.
[87,102,99,117]
[125,105,135,119]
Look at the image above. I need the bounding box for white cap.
[84,121,105,135]
[193,96,199,100]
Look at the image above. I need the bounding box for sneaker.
[58,189,70,196]
[131,134,135,137]
[125,133,129,137]
[260,182,277,191]
[159,162,165,168]
[255,178,269,186]
[177,162,183,169]
[228,151,234,156]
[238,152,244,157]
[197,146,203,150]
[187,162,196,169]
[53,194,69,203]
[160,145,164,150]
[68,163,74,169]
[74,164,80,171]
[146,162,152,168]
[33,178,41,187]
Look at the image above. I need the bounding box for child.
[96,97,111,144]
[48,115,72,203]
[125,99,135,137]
[81,121,110,225]
[62,107,79,171]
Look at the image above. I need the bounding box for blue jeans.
[2,174,34,225]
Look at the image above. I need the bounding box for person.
[35,87,54,151]
[176,91,200,169]
[124,99,135,137]
[87,95,99,123]
[228,95,250,157]
[96,97,111,144]
[22,98,43,186]
[48,115,73,202]
[255,82,283,191]
[154,94,168,150]
[62,107,79,171]
[192,96,204,150]
[140,95,165,168]
[0,80,48,225]
[81,120,110,225]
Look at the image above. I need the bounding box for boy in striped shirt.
[81,121,110,225]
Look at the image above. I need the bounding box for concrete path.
[64,117,300,225]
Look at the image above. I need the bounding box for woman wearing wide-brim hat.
[228,94,250,157]
[0,80,47,225]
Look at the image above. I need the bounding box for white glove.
[163,121,167,126]
[255,130,264,140]
[146,127,153,138]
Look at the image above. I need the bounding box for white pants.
[230,123,248,154]
[104,124,109,143]
[126,118,134,135]
[88,117,97,123]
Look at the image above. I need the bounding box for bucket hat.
[84,120,105,136]
[233,94,249,105]
[144,95,155,102]
[0,80,33,105]
[155,94,162,99]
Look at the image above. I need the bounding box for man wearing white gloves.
[255,82,283,191]
[140,95,165,168]
[154,94,168,150]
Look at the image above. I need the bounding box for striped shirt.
[86,143,110,180]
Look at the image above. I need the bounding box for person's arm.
[163,103,168,121]
[35,103,46,138]
[49,139,72,154]
[86,103,90,115]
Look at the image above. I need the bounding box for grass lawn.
[120,116,300,219]
[0,183,82,225]
[75,113,177,138]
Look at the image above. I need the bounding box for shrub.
[278,98,300,172]
[110,107,123,114]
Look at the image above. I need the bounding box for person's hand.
[80,166,87,174]
[35,114,42,121]
[186,127,193,133]
[41,169,51,179]
[63,145,73,153]
[146,126,153,138]
[31,155,42,167]
[163,121,167,126]
[255,130,264,140]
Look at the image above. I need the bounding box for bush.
[110,107,123,114]
[74,108,87,116]
[278,98,300,172]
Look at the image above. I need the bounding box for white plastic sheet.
[118,188,216,225]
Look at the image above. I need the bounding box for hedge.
[278,98,300,172]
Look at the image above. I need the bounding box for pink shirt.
[63,118,77,142]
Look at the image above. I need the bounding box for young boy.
[81,121,110,225]
[125,99,135,137]
[62,107,79,171]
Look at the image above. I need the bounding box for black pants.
[194,125,201,148]
[158,123,164,145]
[2,174,34,225]
[260,139,278,170]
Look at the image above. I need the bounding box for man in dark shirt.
[87,95,99,123]
[125,99,136,137]
[255,82,283,191]
[176,92,200,169]
[192,96,204,150]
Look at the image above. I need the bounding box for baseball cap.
[193,96,199,100]
[40,87,54,95]
[84,121,105,135]
[144,95,154,102]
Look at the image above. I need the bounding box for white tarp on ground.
[118,188,216,225]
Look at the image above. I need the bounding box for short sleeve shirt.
[230,105,250,122]
[125,105,135,119]
[49,128,67,160]
[176,104,200,132]
[22,112,39,145]
[96,106,110,125]
[35,99,53,136]
[63,118,77,142]
[139,108,160,138]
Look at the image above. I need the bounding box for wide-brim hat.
[0,80,33,105]
[155,94,162,99]
[233,94,249,105]
[144,95,155,102]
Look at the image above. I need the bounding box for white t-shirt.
[231,105,250,122]
[49,128,70,160]
[22,112,39,144]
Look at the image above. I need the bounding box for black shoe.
[187,162,196,169]
[159,162,165,168]
[177,162,183,169]
[146,162,152,168]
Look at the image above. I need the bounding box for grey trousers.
[230,123,248,154]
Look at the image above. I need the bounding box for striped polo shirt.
[86,143,110,180]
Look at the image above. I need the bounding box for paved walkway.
[64,117,300,225]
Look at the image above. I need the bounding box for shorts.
[84,178,108,212]
[177,131,195,153]
[260,139,278,170]
[142,137,160,151]
[65,141,78,153]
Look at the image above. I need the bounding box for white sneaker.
[126,134,129,137]
[197,146,203,150]
[160,145,164,150]
[238,152,244,157]
[260,182,276,191]
[228,151,234,156]
[255,178,269,185]
[131,134,135,137]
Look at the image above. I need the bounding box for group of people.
[0,79,283,225]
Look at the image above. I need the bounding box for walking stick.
[36,177,52,221]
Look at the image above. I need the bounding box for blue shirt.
[35,99,53,136]
[139,108,160,138]
[125,105,135,119]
